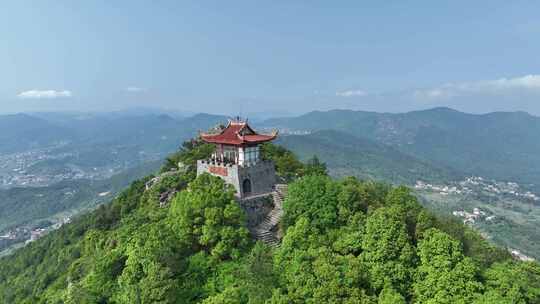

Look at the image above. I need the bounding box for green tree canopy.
[361,206,415,294]
[168,173,249,260]
[413,228,483,304]
[282,175,342,230]
[302,155,328,176]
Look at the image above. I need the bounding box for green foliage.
[161,139,214,173]
[114,222,181,304]
[476,261,540,304]
[413,229,483,303]
[260,142,304,181]
[168,173,250,260]
[274,220,374,303]
[302,155,328,176]
[433,216,511,267]
[282,175,342,230]
[378,287,406,304]
[361,206,415,294]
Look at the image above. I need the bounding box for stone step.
[258,232,274,237]
[261,218,279,227]
[261,221,274,227]
[257,234,275,240]
[252,186,288,247]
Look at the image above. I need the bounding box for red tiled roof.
[200,120,277,145]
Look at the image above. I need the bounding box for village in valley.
[0,216,72,257]
[415,176,540,202]
[0,144,115,189]
[415,176,539,261]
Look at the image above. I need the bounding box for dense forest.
[0,141,539,303]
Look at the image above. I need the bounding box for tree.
[241,242,278,303]
[413,229,483,304]
[138,262,176,304]
[200,242,279,304]
[303,155,328,176]
[274,240,374,303]
[385,186,425,241]
[361,206,415,294]
[82,249,126,302]
[161,140,214,173]
[202,287,245,304]
[260,143,304,181]
[115,222,180,304]
[475,261,540,304]
[282,175,342,230]
[168,173,249,260]
[335,177,374,224]
[378,286,406,304]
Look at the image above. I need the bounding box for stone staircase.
[252,184,288,246]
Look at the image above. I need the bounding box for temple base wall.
[238,195,273,229]
[196,160,277,198]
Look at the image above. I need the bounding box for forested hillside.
[276,130,459,185]
[0,142,538,303]
[265,107,540,191]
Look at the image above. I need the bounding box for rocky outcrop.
[158,189,178,208]
[145,170,178,191]
[144,170,183,207]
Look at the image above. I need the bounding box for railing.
[199,158,273,168]
[199,159,236,167]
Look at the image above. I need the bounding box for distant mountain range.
[264,107,540,191]
[0,114,69,154]
[276,129,459,185]
[4,107,540,189]
[0,112,227,155]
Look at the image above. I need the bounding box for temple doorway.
[243,178,252,196]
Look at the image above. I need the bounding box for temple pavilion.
[197,118,278,198]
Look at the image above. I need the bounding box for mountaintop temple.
[197,118,278,199]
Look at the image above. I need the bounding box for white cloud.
[17,90,72,99]
[336,89,368,97]
[413,88,456,100]
[413,75,540,100]
[125,86,147,93]
[482,75,540,90]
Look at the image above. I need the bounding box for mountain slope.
[277,130,460,185]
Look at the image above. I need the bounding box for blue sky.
[2,1,540,115]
